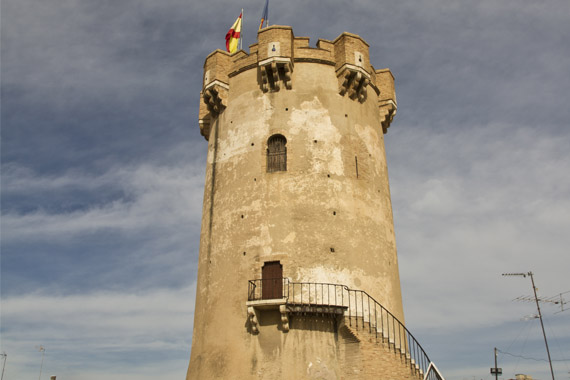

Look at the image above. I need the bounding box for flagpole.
[241,8,243,50]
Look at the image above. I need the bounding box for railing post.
[355,291,358,328]
[348,289,351,326]
[391,314,395,350]
[361,291,364,328]
[374,302,378,340]
[292,281,295,303]
[368,296,371,334]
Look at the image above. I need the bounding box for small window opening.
[267,134,287,172]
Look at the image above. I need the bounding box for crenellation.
[199,27,399,136]
[203,49,232,87]
[316,38,334,52]
[294,36,310,48]
[295,46,335,65]
[257,25,295,61]
[332,32,371,74]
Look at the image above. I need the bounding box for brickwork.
[199,26,397,140]
[337,318,423,380]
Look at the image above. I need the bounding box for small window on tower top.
[267,134,287,172]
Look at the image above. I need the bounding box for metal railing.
[248,278,432,376]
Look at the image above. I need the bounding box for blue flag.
[259,0,269,29]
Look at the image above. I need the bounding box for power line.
[497,348,569,363]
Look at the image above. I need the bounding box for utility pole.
[37,345,45,380]
[503,272,556,380]
[1,352,7,380]
[490,347,501,380]
[529,272,556,380]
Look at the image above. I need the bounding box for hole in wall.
[330,248,335,253]
[345,114,348,117]
[254,178,257,181]
[241,215,244,219]
[251,143,255,146]
[333,211,336,215]
[243,252,247,256]
[314,140,317,143]
[285,107,289,111]
[327,174,330,178]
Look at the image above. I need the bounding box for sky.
[1,0,569,379]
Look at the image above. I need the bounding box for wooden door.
[262,261,283,299]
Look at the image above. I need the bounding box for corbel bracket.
[198,115,211,141]
[259,57,293,92]
[379,100,397,134]
[279,304,290,332]
[337,64,370,103]
[247,306,259,334]
[203,80,229,116]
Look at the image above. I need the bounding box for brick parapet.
[201,26,389,95]
[199,25,398,139]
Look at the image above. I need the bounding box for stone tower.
[187,26,436,380]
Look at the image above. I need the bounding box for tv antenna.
[513,290,569,314]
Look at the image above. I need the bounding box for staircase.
[248,279,442,379]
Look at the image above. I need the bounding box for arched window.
[267,134,287,172]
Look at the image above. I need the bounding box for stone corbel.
[203,80,229,116]
[279,304,289,332]
[199,115,211,141]
[337,64,370,103]
[379,100,397,134]
[248,306,259,334]
[259,57,293,92]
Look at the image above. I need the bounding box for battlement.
[199,26,397,139]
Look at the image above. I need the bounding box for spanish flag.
[259,0,268,30]
[225,12,242,54]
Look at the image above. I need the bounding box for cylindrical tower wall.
[189,26,403,380]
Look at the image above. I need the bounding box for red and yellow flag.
[225,13,242,54]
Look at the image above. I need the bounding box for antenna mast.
[502,272,555,380]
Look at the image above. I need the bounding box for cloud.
[1,161,205,295]
[2,162,204,241]
[385,121,570,376]
[1,285,195,380]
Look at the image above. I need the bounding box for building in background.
[187,25,440,380]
